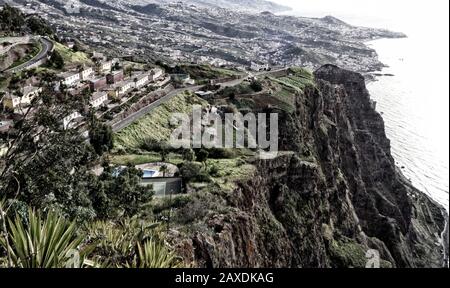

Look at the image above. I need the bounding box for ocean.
[367,38,449,212]
[277,1,449,211]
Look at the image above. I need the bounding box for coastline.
[279,7,449,215]
[365,37,449,214]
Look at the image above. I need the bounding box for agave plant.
[0,209,92,268]
[86,218,183,268]
[126,240,183,268]
[85,220,136,267]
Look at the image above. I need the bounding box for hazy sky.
[272,0,449,205]
[271,0,449,84]
[271,0,449,33]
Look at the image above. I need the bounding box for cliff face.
[172,65,448,268]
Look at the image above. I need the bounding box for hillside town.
[1,0,405,75]
[0,35,266,162]
[1,40,168,130]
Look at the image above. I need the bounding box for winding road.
[111,85,204,132]
[3,37,54,74]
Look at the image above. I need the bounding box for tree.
[160,165,168,177]
[179,162,210,183]
[179,162,200,182]
[95,166,154,218]
[113,62,121,71]
[0,91,150,222]
[86,218,182,268]
[89,123,114,155]
[72,44,81,53]
[250,80,263,92]
[0,4,25,34]
[158,142,171,162]
[26,16,54,36]
[48,50,65,69]
[125,67,133,77]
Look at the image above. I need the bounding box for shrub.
[250,80,263,92]
[195,149,209,164]
[179,162,211,183]
[207,148,237,159]
[208,165,220,177]
[182,149,195,162]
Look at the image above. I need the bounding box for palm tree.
[160,165,168,178]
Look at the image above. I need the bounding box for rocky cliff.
[170,65,448,268]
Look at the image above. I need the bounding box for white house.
[151,68,164,81]
[58,71,81,86]
[112,80,134,97]
[250,62,269,71]
[63,111,82,130]
[64,41,75,49]
[3,86,42,110]
[92,51,106,61]
[90,92,108,108]
[80,67,94,80]
[134,73,149,89]
[195,91,214,98]
[184,75,195,85]
[97,61,113,73]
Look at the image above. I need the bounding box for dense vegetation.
[0,5,25,34]
[0,86,168,267]
[0,4,54,37]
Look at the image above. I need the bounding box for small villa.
[90,91,108,108]
[170,73,195,85]
[133,73,150,89]
[2,86,42,110]
[58,71,81,86]
[250,62,269,71]
[151,68,164,81]
[110,80,134,97]
[96,60,113,73]
[80,66,94,80]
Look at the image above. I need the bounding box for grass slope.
[114,92,208,151]
[53,42,93,67]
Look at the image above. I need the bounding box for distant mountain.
[143,0,291,13]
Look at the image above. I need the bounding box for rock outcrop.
[171,65,448,268]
